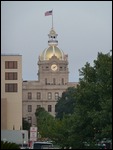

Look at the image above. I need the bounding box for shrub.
[1,141,20,149]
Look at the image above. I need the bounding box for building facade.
[22,28,78,126]
[1,55,22,130]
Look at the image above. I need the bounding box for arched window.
[48,92,52,100]
[55,92,59,100]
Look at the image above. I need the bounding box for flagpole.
[52,9,53,29]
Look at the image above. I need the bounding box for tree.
[69,52,112,148]
[22,118,31,131]
[22,118,31,139]
[35,107,55,139]
[52,51,112,149]
[55,87,77,119]
[1,141,20,149]
[35,107,72,148]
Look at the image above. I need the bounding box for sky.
[1,1,112,82]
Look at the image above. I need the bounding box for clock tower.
[38,28,69,85]
[22,27,77,124]
[22,11,78,125]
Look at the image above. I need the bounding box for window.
[48,92,52,100]
[28,92,32,99]
[37,92,41,99]
[62,78,64,85]
[53,78,56,85]
[48,105,52,112]
[37,105,41,108]
[28,105,32,112]
[59,66,63,71]
[5,61,17,69]
[45,78,47,85]
[5,72,17,80]
[55,92,59,100]
[5,83,18,92]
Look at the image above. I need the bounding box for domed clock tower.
[22,27,77,126]
[38,28,69,85]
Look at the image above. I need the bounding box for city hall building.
[22,27,78,126]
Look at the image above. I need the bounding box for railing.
[48,40,58,43]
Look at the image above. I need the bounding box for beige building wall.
[1,98,7,129]
[1,55,22,130]
[22,81,78,126]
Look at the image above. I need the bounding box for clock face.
[51,64,58,71]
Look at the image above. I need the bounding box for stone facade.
[22,28,78,126]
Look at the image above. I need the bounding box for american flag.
[45,10,52,16]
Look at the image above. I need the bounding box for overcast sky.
[1,1,112,82]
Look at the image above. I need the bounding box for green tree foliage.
[53,51,112,149]
[22,118,31,138]
[22,118,31,131]
[55,87,77,119]
[41,115,72,148]
[1,141,20,149]
[70,52,112,148]
[35,107,55,138]
[35,107,69,148]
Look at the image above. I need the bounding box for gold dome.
[40,46,64,60]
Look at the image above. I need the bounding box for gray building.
[22,28,78,125]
